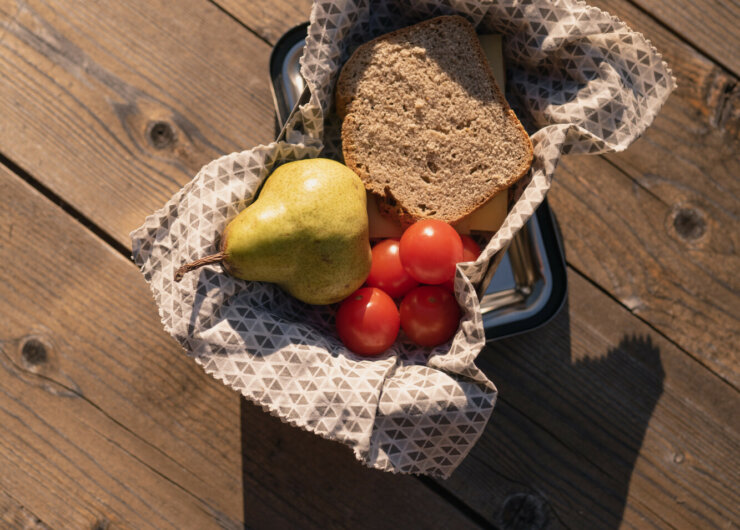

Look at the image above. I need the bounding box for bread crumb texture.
[338,16,533,224]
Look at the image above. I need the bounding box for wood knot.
[672,207,706,241]
[147,120,175,149]
[21,337,48,366]
[91,518,110,530]
[9,332,81,397]
[498,492,550,530]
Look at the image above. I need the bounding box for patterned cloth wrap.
[131,0,675,478]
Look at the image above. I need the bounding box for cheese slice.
[367,33,508,238]
[367,188,507,237]
[451,191,507,234]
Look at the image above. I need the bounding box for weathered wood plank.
[213,0,313,44]
[0,490,50,530]
[552,154,739,386]
[0,164,481,529]
[625,0,740,76]
[0,0,276,243]
[450,270,740,529]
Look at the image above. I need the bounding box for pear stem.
[174,252,226,282]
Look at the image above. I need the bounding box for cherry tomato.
[336,287,400,356]
[442,235,482,292]
[399,220,463,284]
[366,239,419,298]
[400,285,461,347]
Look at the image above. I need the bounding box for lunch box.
[270,23,567,341]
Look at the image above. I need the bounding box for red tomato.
[366,239,419,298]
[399,220,463,285]
[400,286,461,347]
[336,287,400,356]
[442,235,482,292]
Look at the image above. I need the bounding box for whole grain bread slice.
[336,15,533,226]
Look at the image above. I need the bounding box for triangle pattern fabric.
[131,0,674,479]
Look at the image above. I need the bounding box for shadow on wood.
[237,388,479,529]
[475,299,666,528]
[233,295,665,528]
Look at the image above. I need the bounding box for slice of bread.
[336,15,533,226]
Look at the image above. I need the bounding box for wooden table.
[1,1,738,528]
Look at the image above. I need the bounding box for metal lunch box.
[269,23,567,341]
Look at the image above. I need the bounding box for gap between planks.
[206,0,274,48]
[568,253,738,395]
[0,153,131,259]
[0,334,220,514]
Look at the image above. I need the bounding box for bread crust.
[336,15,534,226]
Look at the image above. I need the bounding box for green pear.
[174,158,372,305]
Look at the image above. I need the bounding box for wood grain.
[552,154,740,386]
[0,164,481,529]
[0,0,276,243]
[625,0,740,76]
[213,0,313,44]
[0,490,50,530]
